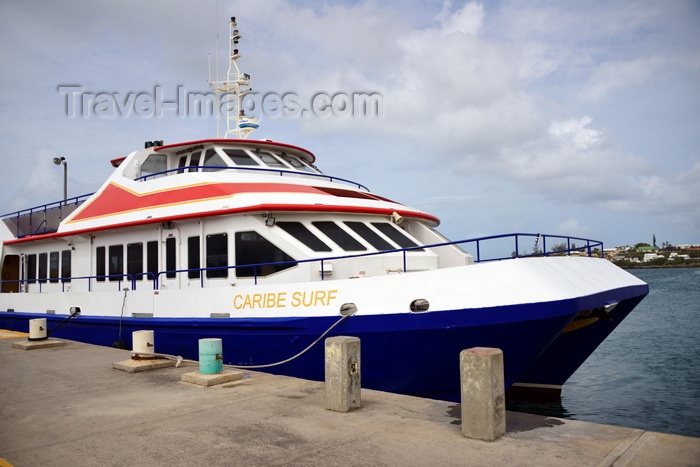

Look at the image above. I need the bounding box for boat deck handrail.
[136,165,370,191]
[1,193,93,238]
[1,232,603,293]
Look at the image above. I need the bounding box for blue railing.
[136,165,370,191]
[0,232,603,294]
[0,272,159,294]
[1,193,94,237]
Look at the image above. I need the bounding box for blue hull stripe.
[0,284,647,401]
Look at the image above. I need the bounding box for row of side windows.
[94,232,293,281]
[26,250,71,283]
[277,221,421,253]
[95,242,158,282]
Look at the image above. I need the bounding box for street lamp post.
[53,156,67,204]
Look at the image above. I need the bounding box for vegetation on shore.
[609,243,700,268]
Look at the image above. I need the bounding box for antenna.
[155,79,160,140]
[208,16,259,139]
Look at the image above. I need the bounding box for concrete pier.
[1,333,699,466]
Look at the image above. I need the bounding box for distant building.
[643,253,664,262]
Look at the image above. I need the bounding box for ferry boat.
[0,17,648,400]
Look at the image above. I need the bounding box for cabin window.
[146,241,158,281]
[108,245,123,281]
[127,243,143,281]
[38,253,48,284]
[206,233,228,278]
[188,236,200,279]
[27,254,37,284]
[61,250,72,282]
[235,231,296,277]
[312,221,366,251]
[188,151,201,172]
[224,149,259,166]
[96,246,106,281]
[165,237,176,279]
[371,223,423,250]
[202,149,227,172]
[49,251,59,283]
[277,222,332,252]
[141,154,167,179]
[344,222,393,251]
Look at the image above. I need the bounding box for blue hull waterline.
[0,308,569,399]
[0,284,647,401]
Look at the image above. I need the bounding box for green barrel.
[198,338,223,374]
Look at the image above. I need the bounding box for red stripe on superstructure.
[3,204,440,244]
[68,182,325,223]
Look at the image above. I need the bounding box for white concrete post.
[460,347,506,441]
[325,336,361,412]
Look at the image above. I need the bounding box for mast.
[209,16,259,139]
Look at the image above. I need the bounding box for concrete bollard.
[460,347,506,441]
[325,336,361,412]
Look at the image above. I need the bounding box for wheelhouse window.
[188,151,201,172]
[108,245,123,281]
[202,149,227,172]
[141,154,167,179]
[344,222,393,251]
[280,153,316,173]
[277,222,332,252]
[206,233,228,278]
[256,150,286,168]
[235,231,296,277]
[312,221,366,251]
[224,149,259,166]
[177,155,187,174]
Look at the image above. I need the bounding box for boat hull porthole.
[409,299,430,313]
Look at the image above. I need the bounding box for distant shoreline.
[619,264,700,269]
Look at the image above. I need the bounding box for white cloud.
[580,56,666,103]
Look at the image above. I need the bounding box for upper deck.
[2,139,440,243]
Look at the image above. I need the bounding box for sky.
[0,0,698,248]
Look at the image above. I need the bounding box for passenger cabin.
[1,140,472,296]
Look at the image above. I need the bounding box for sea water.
[510,268,700,437]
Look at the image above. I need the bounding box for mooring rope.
[130,312,354,370]
[226,313,352,369]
